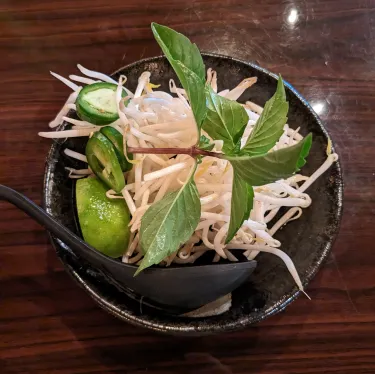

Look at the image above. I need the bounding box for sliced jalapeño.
[76,82,122,125]
[100,126,133,172]
[85,132,125,193]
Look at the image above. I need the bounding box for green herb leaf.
[226,133,312,186]
[226,174,254,244]
[151,23,205,81]
[202,85,249,154]
[172,61,207,128]
[241,76,288,156]
[136,167,201,275]
[198,135,215,151]
[151,23,206,128]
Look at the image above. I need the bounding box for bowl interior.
[43,54,343,334]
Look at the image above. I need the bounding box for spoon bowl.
[0,184,256,312]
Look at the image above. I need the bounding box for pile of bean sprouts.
[39,65,338,296]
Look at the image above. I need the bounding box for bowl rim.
[43,52,343,334]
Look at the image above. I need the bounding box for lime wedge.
[76,177,130,258]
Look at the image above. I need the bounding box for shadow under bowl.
[43,53,343,335]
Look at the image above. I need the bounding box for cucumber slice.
[76,177,130,258]
[76,82,120,125]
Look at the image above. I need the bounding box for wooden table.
[1,0,374,373]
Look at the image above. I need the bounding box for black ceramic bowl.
[43,53,343,335]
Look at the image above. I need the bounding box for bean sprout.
[65,167,92,179]
[226,244,306,294]
[49,91,80,128]
[50,71,80,91]
[39,128,96,138]
[77,64,134,97]
[246,101,263,114]
[62,116,97,128]
[143,161,191,181]
[63,149,88,162]
[225,77,257,101]
[69,75,99,85]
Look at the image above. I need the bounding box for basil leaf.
[173,61,207,128]
[241,76,288,156]
[226,133,312,186]
[136,169,201,275]
[151,23,205,82]
[202,85,249,154]
[151,23,206,128]
[226,174,254,244]
[198,135,215,151]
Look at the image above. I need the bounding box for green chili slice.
[85,132,125,192]
[77,82,121,125]
[100,126,133,172]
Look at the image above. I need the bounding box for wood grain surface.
[1,0,375,373]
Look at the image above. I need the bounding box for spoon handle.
[0,184,90,255]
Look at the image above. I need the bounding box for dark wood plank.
[1,0,375,373]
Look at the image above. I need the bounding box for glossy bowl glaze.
[43,53,343,335]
